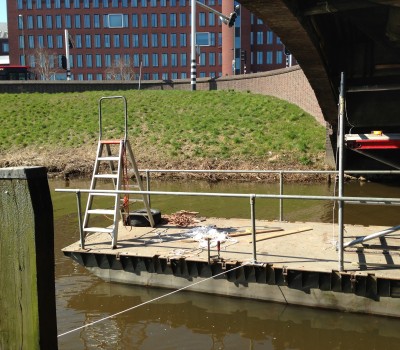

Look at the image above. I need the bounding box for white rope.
[58,262,249,338]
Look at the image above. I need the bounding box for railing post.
[338,72,346,272]
[146,169,151,208]
[279,171,283,222]
[250,194,257,263]
[76,190,84,249]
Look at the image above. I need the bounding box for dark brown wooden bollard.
[0,167,58,349]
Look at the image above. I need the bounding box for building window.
[170,0,176,6]
[112,0,118,7]
[209,12,215,26]
[46,0,52,8]
[75,15,81,28]
[65,0,70,9]
[162,72,168,80]
[152,33,158,47]
[180,0,186,6]
[113,34,120,47]
[162,53,168,66]
[75,35,82,48]
[256,51,263,64]
[46,15,53,29]
[85,34,92,48]
[276,51,283,64]
[132,34,139,47]
[84,0,90,8]
[152,53,158,67]
[74,0,80,8]
[38,35,44,48]
[65,15,71,28]
[96,54,102,67]
[95,34,101,48]
[141,14,148,27]
[108,14,124,27]
[131,0,138,7]
[36,0,42,9]
[47,35,53,48]
[56,35,63,48]
[170,33,177,47]
[152,73,159,80]
[160,0,166,6]
[86,54,93,68]
[87,73,93,80]
[199,52,206,66]
[256,32,263,45]
[123,34,130,48]
[180,33,186,47]
[161,34,168,47]
[103,0,109,7]
[142,53,149,67]
[180,53,186,66]
[133,53,140,67]
[37,15,43,29]
[171,72,178,79]
[56,15,62,29]
[266,51,273,64]
[199,12,205,26]
[28,36,35,49]
[266,31,273,45]
[179,13,186,26]
[93,14,100,28]
[141,0,147,7]
[150,0,157,6]
[77,54,83,67]
[132,14,138,27]
[181,72,187,79]
[93,0,99,8]
[151,14,158,27]
[171,53,177,67]
[170,13,177,27]
[209,52,215,66]
[96,73,103,80]
[27,16,33,29]
[105,54,111,67]
[142,34,149,47]
[161,14,167,27]
[84,14,91,28]
[104,34,111,48]
[277,37,282,45]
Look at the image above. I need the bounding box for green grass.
[0,90,325,165]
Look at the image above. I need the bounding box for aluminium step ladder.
[81,96,155,249]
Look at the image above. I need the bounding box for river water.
[53,178,400,349]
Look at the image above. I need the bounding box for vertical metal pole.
[338,72,345,272]
[76,190,84,249]
[65,29,71,81]
[146,170,151,208]
[250,195,257,263]
[191,0,197,91]
[279,171,283,222]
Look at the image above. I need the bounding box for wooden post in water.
[0,167,58,349]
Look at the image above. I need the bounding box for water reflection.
[52,178,400,350]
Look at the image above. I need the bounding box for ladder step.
[83,227,114,233]
[97,156,120,161]
[100,139,122,144]
[121,198,144,203]
[94,174,119,179]
[87,209,116,215]
[88,193,118,197]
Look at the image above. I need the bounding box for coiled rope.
[58,262,249,338]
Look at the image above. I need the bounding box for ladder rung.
[97,156,120,161]
[121,198,144,203]
[94,174,119,179]
[100,139,122,144]
[83,227,114,233]
[88,193,118,197]
[87,209,116,215]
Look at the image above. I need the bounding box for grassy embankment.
[0,90,327,179]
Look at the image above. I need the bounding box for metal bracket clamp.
[282,266,288,284]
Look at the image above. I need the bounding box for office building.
[7,0,293,80]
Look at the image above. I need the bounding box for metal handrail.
[56,187,400,264]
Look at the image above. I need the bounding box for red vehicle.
[0,65,32,80]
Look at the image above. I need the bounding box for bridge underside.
[240,0,400,169]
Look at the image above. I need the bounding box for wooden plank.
[250,227,313,243]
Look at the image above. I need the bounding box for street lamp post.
[18,14,25,65]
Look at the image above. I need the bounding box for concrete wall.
[0,66,324,125]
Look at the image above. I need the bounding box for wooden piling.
[0,167,58,349]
